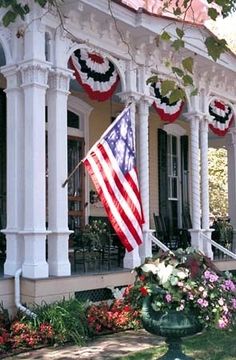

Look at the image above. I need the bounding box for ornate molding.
[20,63,50,88]
[48,68,73,92]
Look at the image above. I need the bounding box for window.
[167,135,178,200]
[167,134,180,233]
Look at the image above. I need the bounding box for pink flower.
[209,274,219,283]
[218,316,229,329]
[188,293,194,300]
[197,298,208,307]
[232,298,236,309]
[222,280,236,291]
[165,294,172,303]
[197,298,204,306]
[204,270,211,279]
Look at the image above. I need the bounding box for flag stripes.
[82,106,143,252]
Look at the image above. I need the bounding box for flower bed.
[1,247,235,356]
[0,298,89,357]
[86,293,141,334]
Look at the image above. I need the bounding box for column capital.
[183,111,204,122]
[1,64,18,77]
[140,95,153,107]
[19,60,51,88]
[116,91,141,104]
[1,65,21,91]
[48,67,74,93]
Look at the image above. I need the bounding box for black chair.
[178,206,192,248]
[153,213,178,250]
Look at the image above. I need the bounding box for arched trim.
[163,123,186,136]
[0,28,12,65]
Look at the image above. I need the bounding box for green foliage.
[171,38,185,51]
[168,88,185,104]
[182,57,193,74]
[160,31,171,41]
[211,218,233,250]
[176,27,184,39]
[160,79,176,96]
[146,75,158,85]
[1,0,58,27]
[208,148,228,217]
[28,298,89,345]
[208,7,219,20]
[205,36,228,62]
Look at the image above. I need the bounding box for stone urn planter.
[141,295,203,360]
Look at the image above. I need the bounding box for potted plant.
[134,248,236,360]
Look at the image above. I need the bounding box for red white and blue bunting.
[150,81,185,123]
[208,99,234,137]
[69,49,120,101]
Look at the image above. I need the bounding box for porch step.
[214,259,236,272]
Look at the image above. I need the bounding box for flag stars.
[105,108,136,173]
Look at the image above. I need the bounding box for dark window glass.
[68,110,80,129]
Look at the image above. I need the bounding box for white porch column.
[116,91,141,269]
[2,66,24,275]
[20,62,49,278]
[47,69,72,276]
[227,128,236,251]
[188,113,203,251]
[200,116,213,259]
[138,97,152,263]
[124,100,141,268]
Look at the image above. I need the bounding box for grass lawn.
[117,327,236,360]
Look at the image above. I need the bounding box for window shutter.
[158,128,168,228]
[180,135,190,228]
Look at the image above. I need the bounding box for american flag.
[82,105,144,252]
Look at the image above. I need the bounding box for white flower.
[156,262,174,285]
[141,263,159,274]
[173,268,189,280]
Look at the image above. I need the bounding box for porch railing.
[149,232,170,252]
[149,231,236,262]
[201,232,236,261]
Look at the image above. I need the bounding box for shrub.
[28,297,89,345]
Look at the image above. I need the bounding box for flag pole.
[62,160,82,188]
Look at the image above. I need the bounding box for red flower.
[139,275,146,282]
[140,286,149,296]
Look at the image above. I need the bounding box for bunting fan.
[208,99,233,136]
[151,82,185,122]
[69,49,120,101]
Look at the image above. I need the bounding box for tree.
[208,148,228,217]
